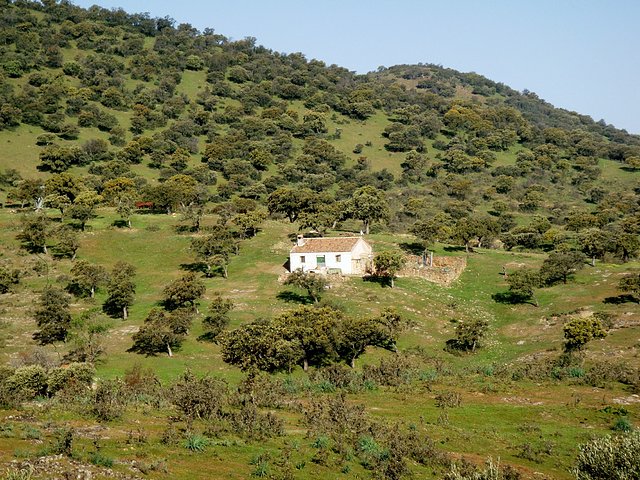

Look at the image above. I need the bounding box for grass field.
[0,205,638,479]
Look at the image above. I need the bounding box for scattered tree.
[220,320,301,373]
[201,293,234,341]
[191,226,236,278]
[563,316,607,353]
[373,251,406,288]
[103,261,136,319]
[53,225,79,260]
[276,306,343,371]
[505,268,540,306]
[338,308,404,367]
[539,251,586,285]
[17,213,49,254]
[446,318,489,353]
[618,272,640,301]
[33,286,72,345]
[349,186,389,234]
[162,272,206,312]
[69,260,109,298]
[129,308,193,357]
[283,270,328,303]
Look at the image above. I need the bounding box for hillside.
[0,1,639,480]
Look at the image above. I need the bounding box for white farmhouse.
[289,235,373,275]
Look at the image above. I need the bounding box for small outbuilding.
[289,235,373,275]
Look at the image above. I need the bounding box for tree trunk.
[127,219,132,229]
[350,357,356,369]
[123,306,128,319]
[90,286,95,298]
[43,244,48,255]
[71,251,77,261]
[364,221,370,235]
[591,256,596,267]
[167,343,173,357]
[223,265,228,279]
[303,358,309,371]
[465,242,470,254]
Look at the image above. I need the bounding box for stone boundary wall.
[398,255,467,286]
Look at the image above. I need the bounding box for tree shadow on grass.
[362,274,392,288]
[276,291,313,305]
[603,294,638,304]
[444,245,467,252]
[399,242,424,255]
[197,331,218,342]
[492,291,536,306]
[179,262,208,273]
[111,219,129,228]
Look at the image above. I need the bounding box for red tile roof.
[290,237,364,253]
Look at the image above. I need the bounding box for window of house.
[300,256,306,263]
[336,254,341,262]
[316,255,326,266]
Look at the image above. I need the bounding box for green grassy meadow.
[0,205,638,479]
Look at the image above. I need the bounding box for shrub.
[573,431,640,479]
[362,355,417,387]
[92,379,127,421]
[170,370,227,420]
[444,457,520,480]
[184,433,209,452]
[48,362,95,395]
[235,373,287,408]
[612,417,633,433]
[309,364,358,390]
[2,465,35,480]
[583,361,636,388]
[89,451,114,467]
[51,428,74,457]
[230,404,284,440]
[5,365,48,400]
[123,363,163,405]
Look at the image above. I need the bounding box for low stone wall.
[398,255,467,286]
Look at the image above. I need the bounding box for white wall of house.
[290,251,354,274]
[289,238,373,275]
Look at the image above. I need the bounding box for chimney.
[297,234,305,246]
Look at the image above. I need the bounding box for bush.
[89,451,114,467]
[170,370,227,420]
[235,373,287,408]
[123,363,163,405]
[573,430,640,479]
[444,458,520,480]
[583,361,636,388]
[5,365,48,400]
[48,362,95,395]
[2,465,35,480]
[230,404,284,440]
[184,433,209,452]
[362,355,417,387]
[92,379,127,421]
[612,417,633,432]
